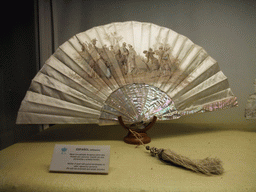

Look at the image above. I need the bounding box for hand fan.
[17,21,237,125]
[17,21,238,175]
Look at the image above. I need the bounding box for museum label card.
[49,144,110,174]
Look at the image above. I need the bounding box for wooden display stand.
[118,116,157,145]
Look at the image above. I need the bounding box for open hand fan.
[17,21,237,125]
[17,21,238,175]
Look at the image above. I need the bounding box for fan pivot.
[118,116,157,145]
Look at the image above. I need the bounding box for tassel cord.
[128,129,147,147]
[128,129,224,176]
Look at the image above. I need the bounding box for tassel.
[129,129,224,176]
[146,146,224,176]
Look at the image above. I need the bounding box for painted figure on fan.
[127,44,137,74]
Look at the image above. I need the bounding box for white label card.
[49,144,110,174]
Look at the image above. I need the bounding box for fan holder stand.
[118,116,157,145]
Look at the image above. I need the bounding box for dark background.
[0,1,40,150]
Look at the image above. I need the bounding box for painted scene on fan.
[77,33,181,82]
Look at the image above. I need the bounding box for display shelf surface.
[1,125,256,192]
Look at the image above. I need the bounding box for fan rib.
[154,28,173,89]
[91,27,122,88]
[17,112,99,124]
[79,31,119,91]
[106,86,140,121]
[165,46,209,94]
[100,107,131,121]
[176,71,228,102]
[169,57,219,99]
[59,42,101,81]
[31,72,103,110]
[19,101,100,119]
[101,84,180,125]
[179,95,238,115]
[97,25,126,86]
[150,24,163,87]
[64,39,114,95]
[44,56,107,102]
[20,91,101,116]
[174,72,232,110]
[111,22,130,85]
[159,33,183,90]
[53,48,110,96]
[192,88,237,107]
[162,37,195,92]
[58,43,112,97]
